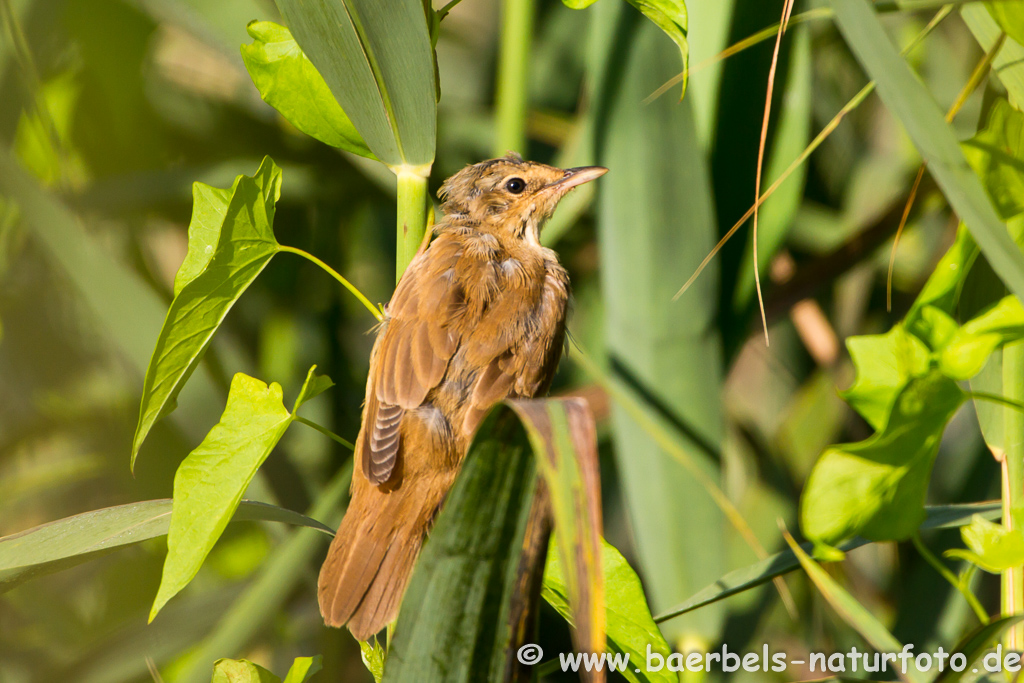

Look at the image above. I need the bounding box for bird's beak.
[547,166,609,191]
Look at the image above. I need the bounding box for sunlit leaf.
[273,0,436,168]
[174,183,231,296]
[211,658,280,683]
[939,295,1024,379]
[802,373,965,545]
[150,367,332,621]
[986,0,1024,46]
[625,0,688,99]
[150,374,292,621]
[359,640,385,683]
[282,656,323,683]
[543,539,673,683]
[839,325,929,431]
[132,157,283,468]
[946,515,1024,573]
[240,21,375,159]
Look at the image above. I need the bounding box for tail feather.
[318,475,447,641]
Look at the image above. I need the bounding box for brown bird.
[317,153,607,640]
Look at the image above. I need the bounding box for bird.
[317,152,607,641]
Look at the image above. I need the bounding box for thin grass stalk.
[674,5,953,302]
[751,0,796,346]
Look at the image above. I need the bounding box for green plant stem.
[277,245,382,320]
[494,0,533,155]
[435,0,467,23]
[912,533,989,624]
[294,416,355,451]
[395,169,429,281]
[1004,341,1024,649]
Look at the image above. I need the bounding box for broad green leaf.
[839,325,929,431]
[132,157,283,468]
[962,99,1024,221]
[175,184,230,296]
[831,0,1024,311]
[963,5,1024,109]
[563,0,600,8]
[940,295,1024,379]
[785,534,929,683]
[150,367,334,622]
[508,399,604,658]
[946,514,1024,573]
[211,659,279,683]
[593,2,724,641]
[150,373,293,621]
[293,367,334,411]
[240,21,375,159]
[273,0,436,168]
[655,502,1001,621]
[802,373,965,545]
[543,539,673,683]
[935,616,1024,683]
[383,407,539,682]
[986,0,1024,46]
[625,0,689,99]
[358,640,385,683]
[0,499,332,592]
[385,399,604,681]
[282,656,323,683]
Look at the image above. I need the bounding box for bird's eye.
[505,177,526,194]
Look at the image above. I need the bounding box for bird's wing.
[362,239,461,485]
[461,265,570,436]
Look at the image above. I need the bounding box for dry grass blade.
[886,31,1006,310]
[146,656,165,683]
[752,0,796,346]
[674,6,953,303]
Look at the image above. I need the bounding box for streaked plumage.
[317,153,607,640]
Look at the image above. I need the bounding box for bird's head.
[438,152,607,245]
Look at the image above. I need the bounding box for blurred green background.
[0,0,1005,680]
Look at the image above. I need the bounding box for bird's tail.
[317,473,448,641]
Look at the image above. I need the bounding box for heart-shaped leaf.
[132,157,283,468]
